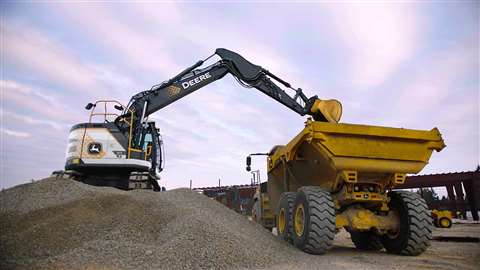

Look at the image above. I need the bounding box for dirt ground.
[1,178,479,270]
[271,224,480,270]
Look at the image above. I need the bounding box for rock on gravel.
[0,177,336,270]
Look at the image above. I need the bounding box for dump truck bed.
[269,120,445,173]
[266,119,445,206]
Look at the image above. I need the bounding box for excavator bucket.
[310,99,343,123]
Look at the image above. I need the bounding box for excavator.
[64,48,342,190]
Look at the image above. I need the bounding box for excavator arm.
[122,48,342,148]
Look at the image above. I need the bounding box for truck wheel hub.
[278,208,286,234]
[295,204,305,237]
[440,218,450,228]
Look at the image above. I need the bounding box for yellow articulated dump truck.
[247,119,445,255]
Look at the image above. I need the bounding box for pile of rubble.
[0,177,321,270]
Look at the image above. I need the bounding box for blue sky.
[0,2,478,190]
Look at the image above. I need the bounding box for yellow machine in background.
[432,209,453,228]
[249,118,445,256]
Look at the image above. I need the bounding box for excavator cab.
[65,100,162,190]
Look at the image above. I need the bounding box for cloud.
[85,63,140,103]
[4,25,101,96]
[54,3,310,91]
[50,3,183,77]
[1,110,64,131]
[323,3,421,89]
[1,128,31,138]
[397,40,477,108]
[1,79,80,122]
[2,22,137,103]
[2,80,57,104]
[372,38,478,128]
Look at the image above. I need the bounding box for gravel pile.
[0,177,328,270]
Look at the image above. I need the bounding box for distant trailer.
[195,184,257,215]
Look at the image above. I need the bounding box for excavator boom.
[125,48,342,149]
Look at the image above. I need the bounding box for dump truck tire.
[350,231,383,251]
[381,191,432,256]
[292,186,335,254]
[276,192,296,243]
[438,217,452,228]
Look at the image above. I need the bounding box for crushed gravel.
[2,177,479,270]
[0,177,332,270]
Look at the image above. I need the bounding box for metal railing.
[80,100,138,160]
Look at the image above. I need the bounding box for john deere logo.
[181,72,211,89]
[88,143,102,154]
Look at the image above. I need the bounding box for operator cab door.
[142,122,163,174]
[142,133,153,161]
